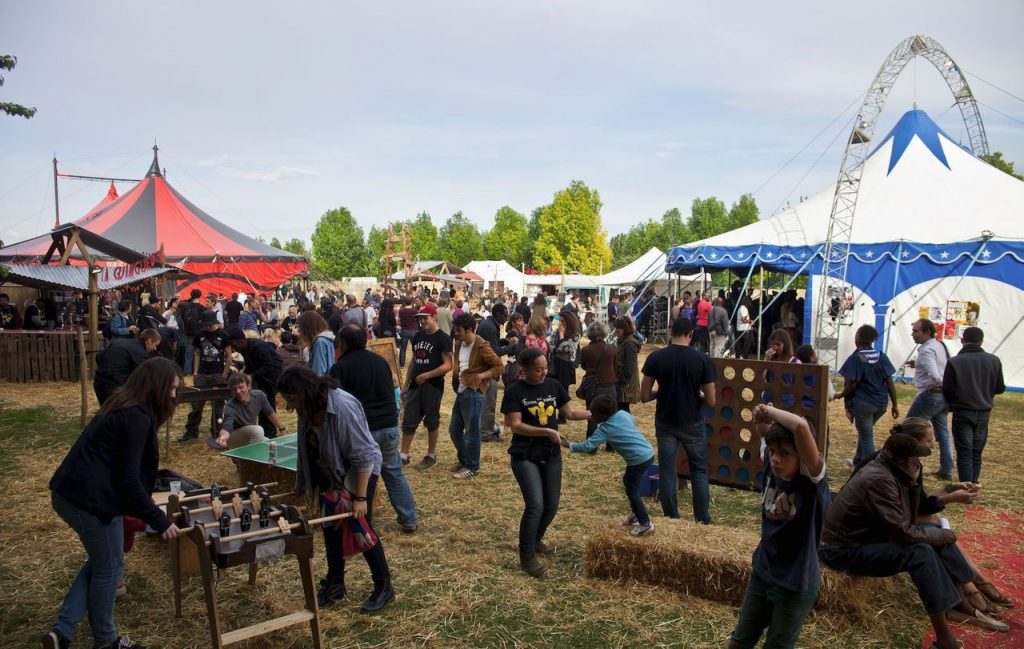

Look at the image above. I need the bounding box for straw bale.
[583,518,884,619]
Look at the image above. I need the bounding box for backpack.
[181,301,202,337]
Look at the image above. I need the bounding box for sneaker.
[401,454,410,466]
[452,468,478,479]
[401,523,418,534]
[415,455,436,470]
[448,462,464,473]
[629,521,655,537]
[622,513,637,527]
[520,555,545,578]
[535,540,556,555]
[40,630,69,649]
[97,636,149,649]
[845,458,855,469]
[176,432,198,443]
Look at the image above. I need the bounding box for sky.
[1,1,1022,252]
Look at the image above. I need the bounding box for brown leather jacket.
[452,338,503,393]
[821,450,949,548]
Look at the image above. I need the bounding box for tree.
[408,212,439,260]
[0,55,36,119]
[283,238,308,257]
[657,207,690,249]
[982,151,1023,181]
[522,207,542,270]
[254,236,267,244]
[726,193,760,231]
[611,219,662,268]
[310,207,367,278]
[483,206,529,266]
[269,237,283,249]
[365,225,387,276]
[688,197,728,241]
[532,180,612,274]
[436,212,483,267]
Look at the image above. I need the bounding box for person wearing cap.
[179,311,232,442]
[399,303,453,470]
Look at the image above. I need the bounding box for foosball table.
[167,481,350,649]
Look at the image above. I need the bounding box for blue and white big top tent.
[666,109,1024,389]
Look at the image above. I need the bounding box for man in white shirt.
[735,301,753,359]
[906,319,953,479]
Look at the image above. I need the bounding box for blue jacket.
[110,311,133,339]
[309,330,335,376]
[569,411,654,466]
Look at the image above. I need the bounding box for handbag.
[575,343,608,401]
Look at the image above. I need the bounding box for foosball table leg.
[248,561,258,587]
[297,553,322,649]
[192,527,225,649]
[171,536,182,618]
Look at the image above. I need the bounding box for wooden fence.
[0,330,85,382]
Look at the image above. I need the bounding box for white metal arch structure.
[813,34,990,369]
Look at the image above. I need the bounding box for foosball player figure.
[277,365,396,613]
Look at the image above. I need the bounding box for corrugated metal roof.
[0,263,179,290]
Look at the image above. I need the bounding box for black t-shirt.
[641,344,716,426]
[408,329,452,390]
[192,329,231,375]
[501,378,569,460]
[330,349,398,431]
[224,300,244,324]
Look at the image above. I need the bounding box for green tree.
[483,206,529,266]
[657,207,690,249]
[436,212,483,267]
[982,151,1023,181]
[611,219,663,268]
[522,207,542,270]
[283,238,308,257]
[688,197,728,241]
[254,236,267,244]
[269,237,283,249]
[0,55,36,119]
[726,193,760,231]
[408,212,439,260]
[310,207,367,278]
[366,225,387,276]
[533,180,612,274]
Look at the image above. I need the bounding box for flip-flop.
[977,581,1016,608]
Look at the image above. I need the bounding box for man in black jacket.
[943,327,1005,483]
[475,303,518,441]
[93,329,160,404]
[225,328,283,433]
[137,295,167,331]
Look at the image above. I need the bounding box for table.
[222,434,299,472]
[164,385,233,453]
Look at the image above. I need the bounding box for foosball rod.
[188,491,289,515]
[174,482,278,505]
[202,512,353,545]
[198,505,308,529]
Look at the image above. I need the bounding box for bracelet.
[353,496,367,502]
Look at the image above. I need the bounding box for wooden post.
[88,268,99,382]
[757,267,765,360]
[78,329,88,426]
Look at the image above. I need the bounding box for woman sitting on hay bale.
[819,425,992,649]
[501,347,591,578]
[728,404,829,649]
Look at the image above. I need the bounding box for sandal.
[976,579,1016,608]
[962,585,991,614]
[948,606,1009,633]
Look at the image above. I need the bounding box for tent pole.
[757,267,765,359]
[53,156,61,228]
[883,242,905,357]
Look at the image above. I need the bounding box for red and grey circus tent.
[0,148,307,297]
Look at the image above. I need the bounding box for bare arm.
[755,404,824,477]
[559,403,591,421]
[702,382,716,408]
[640,375,657,403]
[505,411,561,443]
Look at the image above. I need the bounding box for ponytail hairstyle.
[889,417,934,456]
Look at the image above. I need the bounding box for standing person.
[435,297,454,336]
[728,405,829,649]
[562,394,656,536]
[93,330,161,405]
[579,321,618,440]
[525,317,549,355]
[178,311,232,443]
[709,297,731,357]
[161,297,180,331]
[109,300,138,340]
[225,328,283,431]
[224,293,244,326]
[42,357,181,649]
[476,303,517,442]
[0,292,22,329]
[735,299,754,359]
[449,313,503,478]
[179,289,205,375]
[641,317,717,524]
[397,297,420,368]
[238,299,260,333]
[331,324,419,533]
[137,295,166,331]
[907,319,954,479]
[549,310,582,420]
[694,290,712,353]
[515,296,532,323]
[281,304,299,333]
[501,348,590,578]
[375,298,398,339]
[341,294,368,333]
[943,327,1005,483]
[297,311,335,377]
[399,303,454,470]
[834,325,899,467]
[213,372,288,449]
[277,366,395,613]
[764,329,796,363]
[613,316,641,413]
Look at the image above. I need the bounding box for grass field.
[1,347,1022,648]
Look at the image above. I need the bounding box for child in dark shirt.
[729,404,830,649]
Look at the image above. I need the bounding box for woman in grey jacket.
[278,365,394,613]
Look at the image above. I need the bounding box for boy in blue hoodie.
[562,394,656,536]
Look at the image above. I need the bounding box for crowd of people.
[37,278,1012,649]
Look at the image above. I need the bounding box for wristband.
[353,496,367,502]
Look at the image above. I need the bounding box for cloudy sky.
[1,1,1022,250]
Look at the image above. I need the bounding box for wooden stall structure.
[0,330,83,382]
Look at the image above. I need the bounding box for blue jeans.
[182,337,195,374]
[624,458,653,526]
[849,399,886,464]
[51,491,123,646]
[656,420,711,523]
[449,389,484,471]
[398,328,418,368]
[371,425,418,529]
[907,391,953,477]
[510,455,562,557]
[729,568,819,649]
[951,409,991,483]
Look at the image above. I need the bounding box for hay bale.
[583,518,883,619]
